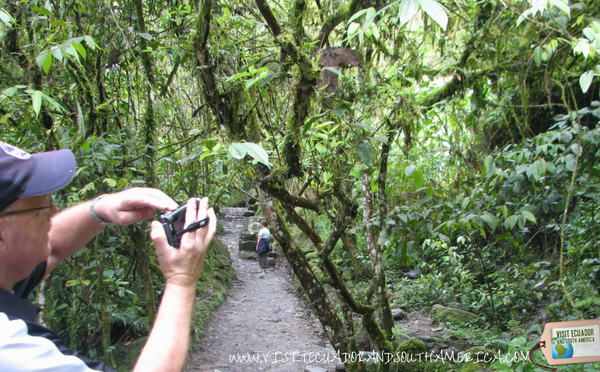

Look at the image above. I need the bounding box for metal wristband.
[90,194,111,226]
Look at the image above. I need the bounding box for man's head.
[0,141,76,213]
[0,141,76,288]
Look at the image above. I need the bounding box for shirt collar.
[0,287,39,322]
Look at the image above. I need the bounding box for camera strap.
[174,217,209,241]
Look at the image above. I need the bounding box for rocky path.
[185,207,337,372]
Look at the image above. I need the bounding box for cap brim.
[21,149,76,197]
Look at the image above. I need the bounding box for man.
[0,141,217,372]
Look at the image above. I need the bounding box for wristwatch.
[90,194,111,226]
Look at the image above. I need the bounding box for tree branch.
[255,0,282,37]
[193,0,247,140]
[258,174,320,211]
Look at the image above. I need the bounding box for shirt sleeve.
[258,228,270,239]
[0,314,102,372]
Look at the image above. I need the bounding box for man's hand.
[134,197,216,372]
[92,188,179,226]
[150,197,217,287]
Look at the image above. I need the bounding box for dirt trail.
[185,207,338,372]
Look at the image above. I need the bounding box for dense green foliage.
[2,0,600,370]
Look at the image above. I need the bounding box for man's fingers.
[178,197,213,249]
[183,198,199,229]
[206,206,217,240]
[150,220,168,246]
[121,188,178,212]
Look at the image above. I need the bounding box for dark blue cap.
[0,141,76,212]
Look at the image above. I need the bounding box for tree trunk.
[258,191,353,355]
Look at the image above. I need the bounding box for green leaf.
[480,212,498,229]
[32,90,43,117]
[303,113,326,134]
[117,178,128,190]
[405,165,416,177]
[565,153,576,171]
[533,46,542,67]
[347,22,361,38]
[50,46,64,62]
[0,9,15,27]
[203,139,218,151]
[362,7,377,29]
[371,24,380,41]
[352,122,376,131]
[332,106,346,118]
[496,232,512,241]
[418,0,448,30]
[32,6,52,16]
[228,143,269,166]
[41,92,65,113]
[350,165,362,179]
[64,45,80,62]
[73,41,87,60]
[139,32,153,40]
[35,51,51,74]
[356,141,376,167]
[521,211,537,224]
[526,160,545,181]
[398,0,419,27]
[323,67,342,76]
[417,196,432,205]
[548,0,570,17]
[228,143,247,159]
[259,72,291,87]
[104,269,115,279]
[225,71,251,83]
[2,86,20,97]
[347,9,369,25]
[245,71,268,90]
[243,142,270,167]
[104,178,117,187]
[580,70,596,93]
[574,39,590,59]
[84,36,97,50]
[583,27,597,42]
[505,215,519,230]
[558,130,573,143]
[483,155,495,178]
[314,121,334,131]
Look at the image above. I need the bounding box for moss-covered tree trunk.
[94,240,114,366]
[258,192,352,354]
[131,226,157,324]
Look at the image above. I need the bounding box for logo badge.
[0,142,32,160]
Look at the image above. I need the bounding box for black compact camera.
[159,202,209,248]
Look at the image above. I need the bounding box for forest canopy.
[1,0,600,371]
